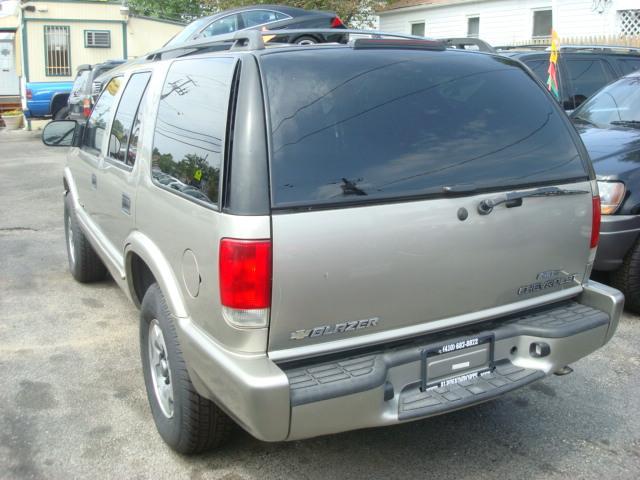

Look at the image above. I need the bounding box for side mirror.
[42,120,79,147]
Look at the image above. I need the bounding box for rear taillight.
[219,238,271,328]
[83,98,91,118]
[590,196,601,249]
[26,89,32,100]
[331,16,345,28]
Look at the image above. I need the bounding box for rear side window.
[564,58,615,109]
[151,57,236,207]
[242,10,288,27]
[72,70,90,96]
[107,72,151,166]
[262,50,587,208]
[617,58,640,75]
[83,76,121,152]
[523,58,549,84]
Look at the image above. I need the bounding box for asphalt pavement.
[1,131,639,479]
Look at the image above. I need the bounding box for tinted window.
[152,58,235,207]
[565,59,615,109]
[242,10,287,27]
[202,14,241,37]
[83,76,121,152]
[72,70,90,96]
[572,76,640,128]
[523,58,549,84]
[262,50,587,208]
[107,72,151,165]
[618,58,640,75]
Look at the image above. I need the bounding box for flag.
[547,29,560,100]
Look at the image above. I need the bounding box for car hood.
[576,124,640,179]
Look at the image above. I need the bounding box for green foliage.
[129,0,390,28]
[128,0,212,22]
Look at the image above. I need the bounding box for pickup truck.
[24,81,73,119]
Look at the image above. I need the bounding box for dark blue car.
[572,71,640,311]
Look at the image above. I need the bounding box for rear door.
[260,49,594,355]
[562,55,616,110]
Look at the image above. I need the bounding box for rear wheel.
[294,35,318,45]
[64,193,107,282]
[610,239,640,313]
[140,284,232,454]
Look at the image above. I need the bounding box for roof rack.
[143,28,442,61]
[497,44,640,54]
[439,37,495,53]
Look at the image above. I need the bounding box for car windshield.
[164,17,211,47]
[572,75,640,129]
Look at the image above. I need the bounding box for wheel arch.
[125,232,188,318]
[50,92,70,116]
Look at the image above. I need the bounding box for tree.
[128,0,213,22]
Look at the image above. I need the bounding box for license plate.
[420,335,494,391]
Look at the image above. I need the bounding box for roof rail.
[439,37,495,53]
[559,45,640,54]
[143,28,434,61]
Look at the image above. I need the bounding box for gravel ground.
[1,131,639,480]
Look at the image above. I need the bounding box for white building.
[378,0,640,46]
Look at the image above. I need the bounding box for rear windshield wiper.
[610,120,640,129]
[478,186,589,215]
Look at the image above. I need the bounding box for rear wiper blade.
[478,186,589,215]
[610,120,640,129]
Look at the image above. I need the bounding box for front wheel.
[64,193,107,282]
[610,239,640,313]
[140,284,232,454]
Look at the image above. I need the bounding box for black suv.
[571,71,640,311]
[66,59,126,121]
[501,46,640,110]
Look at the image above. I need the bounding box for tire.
[140,284,232,454]
[64,192,107,282]
[54,106,70,120]
[294,35,318,45]
[610,239,640,313]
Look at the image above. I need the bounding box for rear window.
[261,49,587,208]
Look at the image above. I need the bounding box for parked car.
[67,60,127,121]
[24,81,73,119]
[501,46,640,111]
[571,71,640,311]
[164,4,346,47]
[42,29,623,454]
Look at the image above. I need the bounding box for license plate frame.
[420,334,495,392]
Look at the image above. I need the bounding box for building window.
[467,17,480,37]
[44,25,71,76]
[619,10,640,36]
[532,9,553,38]
[85,30,111,48]
[411,22,425,37]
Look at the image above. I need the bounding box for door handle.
[91,173,97,189]
[121,193,131,215]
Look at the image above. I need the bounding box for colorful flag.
[547,29,560,100]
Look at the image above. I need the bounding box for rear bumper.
[178,281,623,442]
[594,215,640,271]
